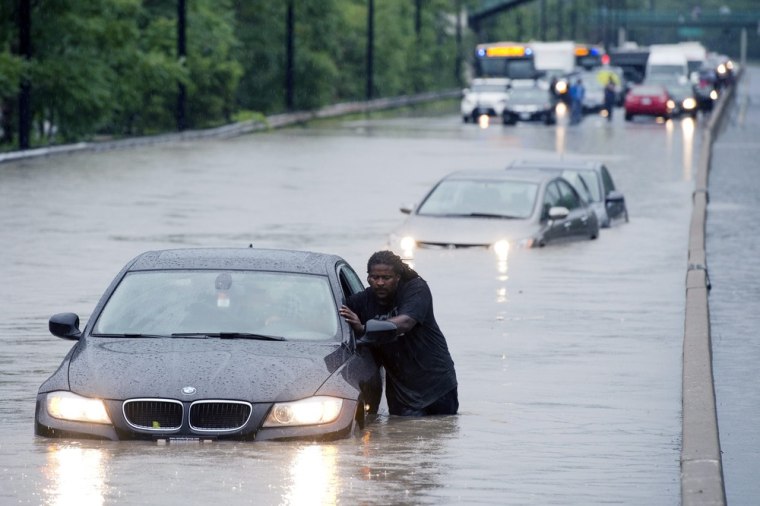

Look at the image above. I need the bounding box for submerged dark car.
[35,248,382,442]
[506,159,629,228]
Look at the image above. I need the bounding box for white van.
[646,45,689,83]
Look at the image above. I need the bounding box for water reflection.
[351,416,461,501]
[42,444,108,506]
[681,117,696,180]
[554,123,567,155]
[282,444,338,505]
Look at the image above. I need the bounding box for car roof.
[127,248,343,274]
[507,159,604,172]
[443,168,557,184]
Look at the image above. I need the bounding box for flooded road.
[0,106,701,504]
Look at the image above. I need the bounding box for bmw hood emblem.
[182,386,197,395]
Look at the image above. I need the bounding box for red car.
[624,84,675,121]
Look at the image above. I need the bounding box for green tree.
[233,1,287,114]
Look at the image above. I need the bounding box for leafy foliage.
[1,0,757,147]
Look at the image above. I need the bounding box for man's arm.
[386,314,417,335]
[339,305,365,335]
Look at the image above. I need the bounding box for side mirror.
[400,203,414,214]
[359,319,397,345]
[49,312,82,340]
[606,190,625,204]
[548,206,570,221]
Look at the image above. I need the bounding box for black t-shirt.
[346,277,457,410]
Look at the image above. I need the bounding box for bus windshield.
[476,57,535,80]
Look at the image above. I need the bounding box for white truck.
[530,41,576,98]
[646,44,690,83]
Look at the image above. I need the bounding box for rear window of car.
[631,86,664,96]
[93,270,339,341]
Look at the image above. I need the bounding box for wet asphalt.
[0,65,756,505]
[707,64,760,504]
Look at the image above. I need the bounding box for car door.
[600,165,625,220]
[556,178,594,238]
[336,262,381,416]
[541,181,571,243]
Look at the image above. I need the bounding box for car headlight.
[46,391,112,424]
[399,236,416,258]
[709,90,718,100]
[683,97,697,110]
[263,396,343,427]
[666,99,675,110]
[492,239,510,260]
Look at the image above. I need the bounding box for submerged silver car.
[506,159,629,228]
[389,169,599,261]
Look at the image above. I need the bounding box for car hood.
[466,92,506,105]
[392,214,539,247]
[66,337,346,402]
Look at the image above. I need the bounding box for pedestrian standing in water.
[339,250,458,416]
[569,78,585,125]
[604,77,617,122]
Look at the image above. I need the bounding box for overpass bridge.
[467,1,760,35]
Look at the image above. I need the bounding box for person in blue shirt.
[339,250,458,416]
[569,78,585,125]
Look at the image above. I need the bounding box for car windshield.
[417,179,538,219]
[509,88,549,103]
[472,83,507,93]
[631,85,664,96]
[92,270,339,341]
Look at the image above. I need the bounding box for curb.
[0,90,460,164]
[681,72,739,506]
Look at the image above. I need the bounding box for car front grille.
[123,399,183,430]
[189,401,252,431]
[122,399,252,432]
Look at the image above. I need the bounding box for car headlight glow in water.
[46,391,112,424]
[493,239,510,261]
[263,396,343,427]
[400,236,416,259]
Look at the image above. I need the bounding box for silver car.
[460,78,510,123]
[506,159,629,228]
[389,169,599,261]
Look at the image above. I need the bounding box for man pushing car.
[339,250,458,416]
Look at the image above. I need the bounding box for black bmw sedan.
[35,248,382,442]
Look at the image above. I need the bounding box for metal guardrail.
[0,89,460,165]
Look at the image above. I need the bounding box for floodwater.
[0,104,702,504]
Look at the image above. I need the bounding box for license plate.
[641,98,651,105]
[520,113,530,120]
[156,437,213,445]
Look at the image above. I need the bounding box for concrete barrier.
[681,73,739,506]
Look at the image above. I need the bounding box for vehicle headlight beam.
[263,396,343,427]
[46,391,112,424]
[493,239,510,261]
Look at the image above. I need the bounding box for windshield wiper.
[95,333,168,338]
[170,332,285,341]
[465,212,519,219]
[215,332,285,341]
